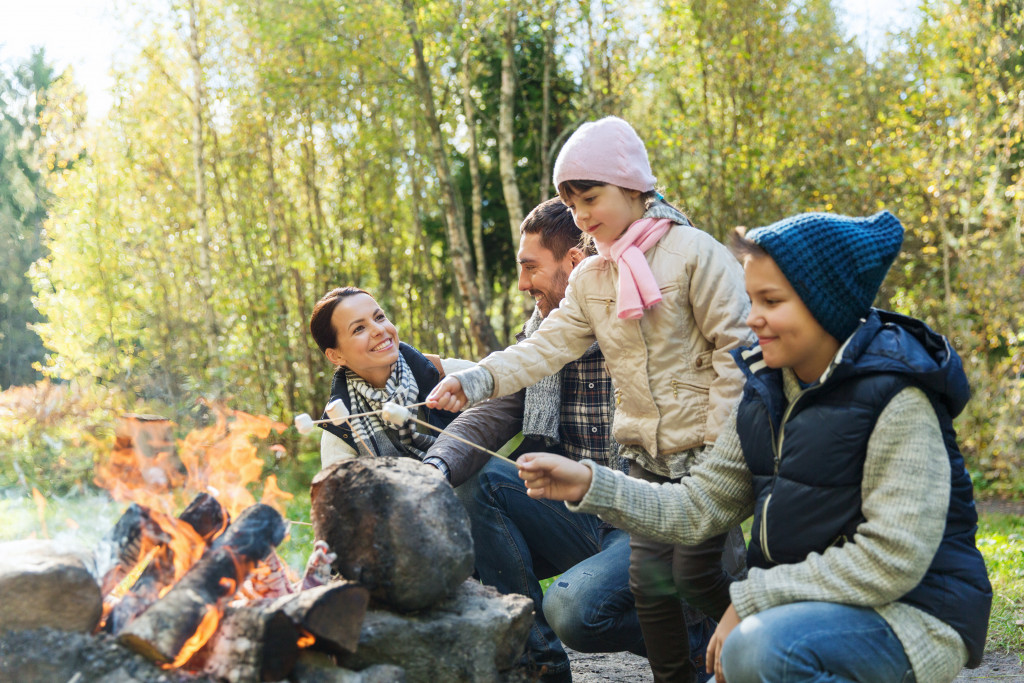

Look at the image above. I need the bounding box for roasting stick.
[293,400,503,459]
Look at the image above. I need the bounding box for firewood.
[117,504,287,664]
[94,503,169,596]
[106,493,229,633]
[268,580,369,654]
[190,605,300,682]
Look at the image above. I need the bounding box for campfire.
[88,407,369,680]
[1,403,536,683]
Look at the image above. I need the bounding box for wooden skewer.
[407,416,504,459]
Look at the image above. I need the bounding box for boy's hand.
[516,452,593,502]
[706,602,740,683]
[426,376,468,412]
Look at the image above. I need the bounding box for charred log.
[268,580,369,654]
[118,504,287,664]
[106,494,229,634]
[94,503,170,596]
[190,606,300,682]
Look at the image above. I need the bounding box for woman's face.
[325,293,400,384]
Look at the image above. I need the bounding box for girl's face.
[743,254,840,384]
[325,293,400,387]
[562,184,646,244]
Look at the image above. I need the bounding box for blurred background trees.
[1,0,1021,495]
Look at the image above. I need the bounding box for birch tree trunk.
[401,0,500,355]
[461,48,488,306]
[186,0,218,362]
[499,2,524,251]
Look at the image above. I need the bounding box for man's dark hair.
[309,286,370,354]
[520,197,591,258]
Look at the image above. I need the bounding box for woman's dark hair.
[728,226,770,262]
[309,286,370,354]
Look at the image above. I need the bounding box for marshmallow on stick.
[325,399,349,425]
[294,413,316,435]
[380,402,412,426]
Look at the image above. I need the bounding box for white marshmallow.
[294,413,315,435]
[381,402,412,426]
[325,399,349,425]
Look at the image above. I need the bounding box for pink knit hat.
[552,116,656,193]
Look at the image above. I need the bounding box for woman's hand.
[706,603,740,683]
[516,452,594,502]
[427,376,468,412]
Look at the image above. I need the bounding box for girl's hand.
[427,376,468,412]
[516,452,593,502]
[706,603,740,683]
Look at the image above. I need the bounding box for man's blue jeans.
[713,601,916,683]
[456,456,644,677]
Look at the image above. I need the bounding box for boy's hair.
[309,286,371,354]
[520,197,593,258]
[728,226,770,261]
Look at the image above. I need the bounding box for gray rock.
[0,539,103,633]
[337,579,534,683]
[311,457,474,612]
[293,651,407,682]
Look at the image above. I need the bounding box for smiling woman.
[307,287,469,470]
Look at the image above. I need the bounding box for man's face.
[517,232,575,318]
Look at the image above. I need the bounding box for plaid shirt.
[558,345,616,467]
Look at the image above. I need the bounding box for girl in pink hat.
[429,116,753,683]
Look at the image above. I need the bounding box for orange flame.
[94,402,288,519]
[165,605,222,669]
[296,629,316,648]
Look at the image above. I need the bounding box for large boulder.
[0,539,102,634]
[310,457,474,612]
[337,580,533,683]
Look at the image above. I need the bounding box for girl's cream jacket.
[480,221,753,477]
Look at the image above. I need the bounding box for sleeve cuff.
[565,460,619,513]
[422,456,452,482]
[450,365,496,406]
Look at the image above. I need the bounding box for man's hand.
[706,602,741,683]
[427,376,468,412]
[516,452,593,502]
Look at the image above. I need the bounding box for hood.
[832,309,970,418]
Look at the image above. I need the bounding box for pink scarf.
[595,217,672,319]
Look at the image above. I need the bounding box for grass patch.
[977,512,1024,654]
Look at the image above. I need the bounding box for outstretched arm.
[517,452,594,502]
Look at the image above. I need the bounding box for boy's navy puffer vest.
[732,309,991,667]
[317,342,460,455]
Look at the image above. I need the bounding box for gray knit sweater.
[569,369,969,683]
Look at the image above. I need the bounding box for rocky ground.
[566,648,1024,682]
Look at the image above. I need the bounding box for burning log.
[117,504,287,665]
[94,503,170,596]
[267,580,369,654]
[193,606,300,682]
[106,493,229,633]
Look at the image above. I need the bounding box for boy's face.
[743,254,840,384]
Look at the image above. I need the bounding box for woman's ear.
[325,347,346,368]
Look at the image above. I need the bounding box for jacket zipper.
[759,384,820,565]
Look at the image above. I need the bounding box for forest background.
[1,0,1022,514]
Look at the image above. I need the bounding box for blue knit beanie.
[747,210,904,341]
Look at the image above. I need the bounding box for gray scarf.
[345,354,436,459]
[521,307,600,445]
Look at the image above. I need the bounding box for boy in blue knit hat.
[517,210,992,683]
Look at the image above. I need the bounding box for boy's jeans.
[714,601,915,683]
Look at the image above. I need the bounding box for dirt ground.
[566,648,1024,682]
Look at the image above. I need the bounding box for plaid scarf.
[345,353,436,459]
